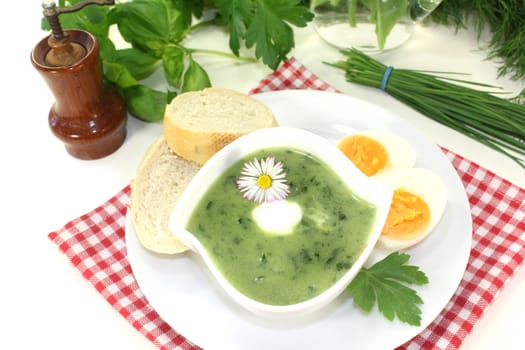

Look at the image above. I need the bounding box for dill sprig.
[326,48,525,168]
[430,0,525,81]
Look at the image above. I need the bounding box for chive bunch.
[327,48,525,168]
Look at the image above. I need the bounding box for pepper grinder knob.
[42,0,114,66]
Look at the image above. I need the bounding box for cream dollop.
[252,200,302,235]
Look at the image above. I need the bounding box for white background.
[1,1,523,349]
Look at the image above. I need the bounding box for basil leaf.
[97,36,117,63]
[114,48,160,80]
[182,55,212,92]
[114,0,187,57]
[123,85,170,122]
[102,61,138,89]
[162,46,186,88]
[167,90,178,104]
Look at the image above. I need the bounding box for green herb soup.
[186,148,377,305]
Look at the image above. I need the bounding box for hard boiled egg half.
[336,130,416,176]
[372,167,447,251]
[337,130,447,251]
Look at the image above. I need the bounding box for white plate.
[125,90,472,350]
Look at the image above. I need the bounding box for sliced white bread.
[163,87,278,164]
[130,136,201,254]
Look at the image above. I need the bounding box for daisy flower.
[236,156,290,203]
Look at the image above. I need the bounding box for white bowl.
[169,126,392,318]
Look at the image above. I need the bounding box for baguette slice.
[130,136,201,254]
[164,87,278,164]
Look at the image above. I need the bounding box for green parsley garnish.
[347,252,429,326]
[217,0,313,70]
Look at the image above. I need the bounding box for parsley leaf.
[173,0,208,28]
[216,0,312,68]
[238,0,313,70]
[213,0,253,56]
[347,252,429,326]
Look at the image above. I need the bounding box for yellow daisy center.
[257,174,272,189]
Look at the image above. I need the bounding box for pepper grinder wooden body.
[31,29,127,160]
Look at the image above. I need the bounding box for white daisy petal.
[273,184,289,200]
[266,188,280,202]
[236,156,289,203]
[272,182,287,191]
[255,190,265,204]
[264,157,275,174]
[260,157,267,174]
[267,161,284,177]
[241,161,258,176]
[244,185,260,200]
[253,157,264,174]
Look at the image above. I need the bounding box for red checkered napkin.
[49,58,525,350]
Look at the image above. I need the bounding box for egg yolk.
[381,189,431,240]
[337,135,388,176]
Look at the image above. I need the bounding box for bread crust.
[163,121,247,164]
[163,87,278,164]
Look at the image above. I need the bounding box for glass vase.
[311,0,443,52]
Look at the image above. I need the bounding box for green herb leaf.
[267,0,315,27]
[358,0,407,49]
[123,85,173,122]
[174,0,207,27]
[365,251,429,285]
[102,61,138,89]
[213,0,253,56]
[97,36,118,63]
[113,0,187,57]
[114,48,160,81]
[347,252,429,326]
[162,46,187,88]
[245,0,313,69]
[182,55,212,92]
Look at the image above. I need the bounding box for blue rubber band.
[380,66,394,91]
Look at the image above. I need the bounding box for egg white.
[366,130,417,174]
[372,167,447,251]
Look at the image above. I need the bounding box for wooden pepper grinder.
[31,0,127,160]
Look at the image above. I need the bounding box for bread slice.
[163,87,278,164]
[130,136,201,254]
